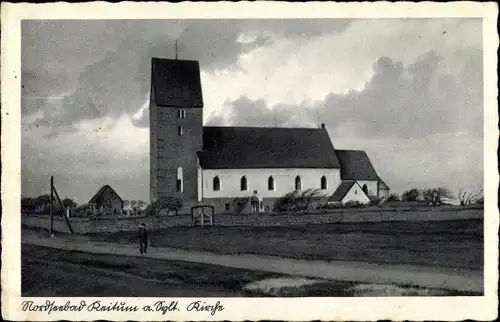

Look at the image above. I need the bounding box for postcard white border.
[1,1,498,321]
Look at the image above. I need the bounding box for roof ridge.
[335,149,367,153]
[203,125,326,130]
[152,57,200,64]
[88,185,123,204]
[201,126,340,169]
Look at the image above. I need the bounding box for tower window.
[268,176,275,191]
[295,176,302,190]
[178,125,183,136]
[240,176,248,191]
[177,167,183,192]
[321,176,327,190]
[213,176,220,191]
[178,109,186,119]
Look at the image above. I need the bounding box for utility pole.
[50,176,54,237]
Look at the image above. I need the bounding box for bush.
[387,193,401,202]
[146,197,183,216]
[458,189,483,206]
[368,195,383,206]
[273,189,326,212]
[72,203,94,217]
[232,197,250,214]
[402,188,421,202]
[344,200,364,208]
[320,202,344,210]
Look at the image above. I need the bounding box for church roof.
[199,126,341,169]
[330,181,358,202]
[378,178,390,190]
[151,58,203,108]
[335,150,379,181]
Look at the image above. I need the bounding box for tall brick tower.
[149,58,203,209]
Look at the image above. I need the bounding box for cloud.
[21,19,350,136]
[22,115,150,203]
[20,18,483,202]
[209,49,482,139]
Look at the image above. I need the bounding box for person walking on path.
[138,223,148,254]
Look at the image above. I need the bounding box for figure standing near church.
[138,223,148,254]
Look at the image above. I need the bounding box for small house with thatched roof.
[88,185,124,215]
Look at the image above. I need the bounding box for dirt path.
[22,229,483,293]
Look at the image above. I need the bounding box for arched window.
[295,176,302,190]
[213,176,220,191]
[176,167,183,192]
[321,176,327,190]
[362,184,368,195]
[268,176,275,191]
[240,176,248,191]
[177,125,183,136]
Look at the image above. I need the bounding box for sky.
[21,18,484,203]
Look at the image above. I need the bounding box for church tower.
[149,58,203,209]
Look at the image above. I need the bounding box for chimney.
[321,123,325,129]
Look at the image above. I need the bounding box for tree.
[232,197,250,214]
[35,194,51,205]
[146,197,183,216]
[62,198,78,208]
[30,194,52,213]
[422,187,454,206]
[386,193,401,202]
[131,200,138,211]
[458,189,483,206]
[137,200,147,210]
[21,197,36,212]
[273,188,326,212]
[401,188,421,202]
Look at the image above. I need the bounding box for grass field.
[86,219,483,270]
[22,244,471,297]
[21,244,368,297]
[22,244,283,296]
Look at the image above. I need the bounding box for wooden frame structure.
[190,205,214,227]
[50,176,74,235]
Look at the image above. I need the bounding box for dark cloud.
[208,50,483,139]
[207,96,319,128]
[21,69,74,117]
[21,19,350,135]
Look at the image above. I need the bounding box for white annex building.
[149,57,390,213]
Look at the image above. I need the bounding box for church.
[149,57,390,213]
